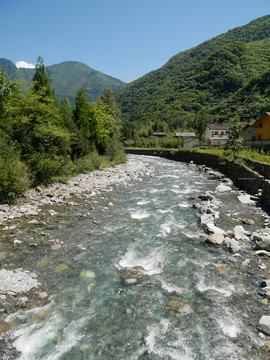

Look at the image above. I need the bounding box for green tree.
[0,66,16,134]
[224,115,244,159]
[10,77,71,185]
[32,56,54,98]
[97,89,123,158]
[73,87,92,139]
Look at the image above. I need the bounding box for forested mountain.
[115,15,270,137]
[0,59,126,103]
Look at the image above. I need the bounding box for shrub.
[0,133,30,203]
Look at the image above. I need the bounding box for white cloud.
[16,61,35,69]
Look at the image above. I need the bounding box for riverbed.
[0,155,270,359]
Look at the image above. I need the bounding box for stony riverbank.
[0,157,155,227]
[193,163,270,345]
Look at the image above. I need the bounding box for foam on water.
[136,200,150,205]
[158,221,172,237]
[145,320,194,360]
[157,216,186,238]
[178,202,190,208]
[157,174,179,179]
[10,307,86,360]
[117,245,166,275]
[12,312,63,360]
[196,277,234,297]
[159,278,183,295]
[45,318,85,360]
[130,209,150,220]
[158,208,174,214]
[216,316,241,338]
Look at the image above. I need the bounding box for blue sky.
[1,0,269,83]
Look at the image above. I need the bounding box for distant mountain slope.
[115,15,270,133]
[0,59,126,103]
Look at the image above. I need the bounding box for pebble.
[126,308,132,315]
[80,270,95,278]
[55,264,69,272]
[0,320,11,335]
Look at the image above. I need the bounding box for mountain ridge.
[0,58,126,103]
[115,14,270,135]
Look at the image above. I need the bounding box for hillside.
[115,15,270,136]
[0,59,126,103]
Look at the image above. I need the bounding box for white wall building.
[205,124,230,145]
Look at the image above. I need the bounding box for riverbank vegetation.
[0,58,125,203]
[197,146,270,165]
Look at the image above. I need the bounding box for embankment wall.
[126,148,270,212]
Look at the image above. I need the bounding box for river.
[1,155,270,359]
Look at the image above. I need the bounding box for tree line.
[0,57,125,203]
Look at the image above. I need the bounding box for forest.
[0,57,125,203]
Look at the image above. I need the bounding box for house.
[183,137,201,148]
[241,124,257,141]
[205,124,230,145]
[152,132,167,138]
[251,112,270,141]
[137,132,147,138]
[124,140,135,147]
[174,132,196,138]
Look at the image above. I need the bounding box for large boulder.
[234,225,245,241]
[223,237,241,253]
[205,223,224,235]
[205,223,224,245]
[206,233,224,245]
[237,194,255,204]
[0,269,40,294]
[258,315,270,335]
[200,213,215,225]
[252,232,270,251]
[215,184,231,193]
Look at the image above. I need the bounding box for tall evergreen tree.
[32,56,54,99]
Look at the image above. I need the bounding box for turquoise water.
[2,155,268,359]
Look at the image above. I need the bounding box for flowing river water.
[1,155,270,359]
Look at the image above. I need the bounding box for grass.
[196,146,270,164]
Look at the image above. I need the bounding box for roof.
[251,112,270,128]
[183,137,199,144]
[174,132,196,137]
[205,124,229,130]
[152,132,167,136]
[124,140,135,145]
[242,124,252,131]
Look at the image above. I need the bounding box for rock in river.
[55,264,69,272]
[215,184,231,193]
[0,320,11,335]
[120,266,146,285]
[206,232,224,245]
[237,194,255,205]
[0,269,40,294]
[80,269,96,278]
[258,315,270,336]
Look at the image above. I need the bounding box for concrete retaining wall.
[126,148,270,212]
